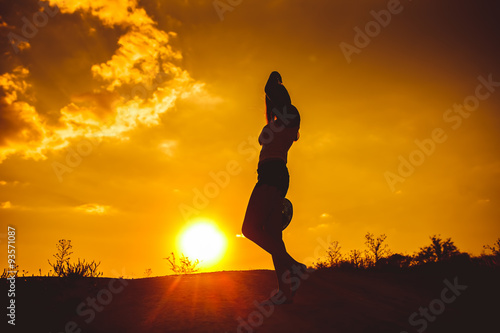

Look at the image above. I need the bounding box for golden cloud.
[75,203,112,215]
[48,0,145,27]
[308,223,329,232]
[0,201,12,209]
[0,0,210,163]
[0,67,49,162]
[0,180,21,186]
[159,140,178,157]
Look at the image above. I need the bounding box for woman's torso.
[258,122,299,164]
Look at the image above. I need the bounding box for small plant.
[65,259,103,278]
[312,260,329,270]
[48,239,73,276]
[144,268,153,277]
[164,252,200,274]
[1,264,19,278]
[313,241,343,269]
[377,253,414,269]
[365,232,391,266]
[415,235,460,264]
[48,239,102,278]
[1,268,10,278]
[482,238,500,266]
[483,238,500,256]
[348,249,364,268]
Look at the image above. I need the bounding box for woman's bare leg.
[242,184,296,300]
[242,184,293,264]
[265,197,294,299]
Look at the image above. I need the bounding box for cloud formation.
[0,66,48,161]
[75,203,112,215]
[0,201,12,209]
[0,0,206,163]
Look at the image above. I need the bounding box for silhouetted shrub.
[48,239,102,278]
[164,252,200,274]
[311,234,499,272]
[1,263,19,278]
[484,238,500,256]
[313,241,343,269]
[313,261,331,270]
[377,253,413,269]
[348,249,364,268]
[365,232,391,267]
[48,239,73,277]
[414,235,460,265]
[65,259,103,278]
[481,238,500,267]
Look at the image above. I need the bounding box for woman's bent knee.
[242,220,264,242]
[241,223,254,240]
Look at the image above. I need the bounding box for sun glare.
[178,219,227,268]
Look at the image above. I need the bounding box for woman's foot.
[291,260,307,272]
[267,288,293,305]
[288,261,310,298]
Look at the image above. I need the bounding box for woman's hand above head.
[269,71,282,85]
[265,71,291,112]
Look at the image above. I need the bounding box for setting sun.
[178,219,227,268]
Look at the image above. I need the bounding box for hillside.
[6,264,499,332]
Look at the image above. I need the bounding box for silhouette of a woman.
[242,71,306,303]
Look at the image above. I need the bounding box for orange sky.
[1,0,499,277]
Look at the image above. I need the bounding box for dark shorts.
[256,159,289,197]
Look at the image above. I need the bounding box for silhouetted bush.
[312,234,499,272]
[377,253,414,269]
[484,238,500,256]
[64,259,103,278]
[348,249,364,269]
[414,235,460,264]
[48,239,73,277]
[365,232,391,267]
[164,252,200,274]
[480,238,500,267]
[48,239,102,278]
[313,241,343,269]
[1,263,19,278]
